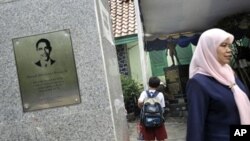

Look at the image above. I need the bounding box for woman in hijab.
[186,28,250,141]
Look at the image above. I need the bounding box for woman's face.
[216,38,232,65]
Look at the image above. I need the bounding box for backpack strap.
[146,90,159,98]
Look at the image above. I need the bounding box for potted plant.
[120,75,143,119]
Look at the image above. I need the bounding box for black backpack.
[140,90,164,127]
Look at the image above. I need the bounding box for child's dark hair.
[148,76,160,88]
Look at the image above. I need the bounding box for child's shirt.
[138,89,165,108]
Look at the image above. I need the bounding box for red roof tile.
[109,0,137,38]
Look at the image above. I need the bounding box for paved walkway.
[128,117,187,141]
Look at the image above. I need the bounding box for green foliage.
[120,75,143,102]
[215,12,249,31]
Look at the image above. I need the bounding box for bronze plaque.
[13,29,81,112]
[168,82,181,95]
[166,69,179,83]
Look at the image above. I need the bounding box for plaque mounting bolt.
[24,103,29,109]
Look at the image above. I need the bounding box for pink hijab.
[189,28,250,124]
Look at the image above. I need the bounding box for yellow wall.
[127,41,143,84]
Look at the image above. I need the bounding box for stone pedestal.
[0,0,129,140]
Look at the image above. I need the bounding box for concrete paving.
[128,117,187,141]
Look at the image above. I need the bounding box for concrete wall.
[0,0,128,140]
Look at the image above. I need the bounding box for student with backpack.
[138,76,168,141]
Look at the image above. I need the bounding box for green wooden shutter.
[149,50,168,76]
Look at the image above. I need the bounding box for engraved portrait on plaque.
[34,38,56,68]
[12,29,81,112]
